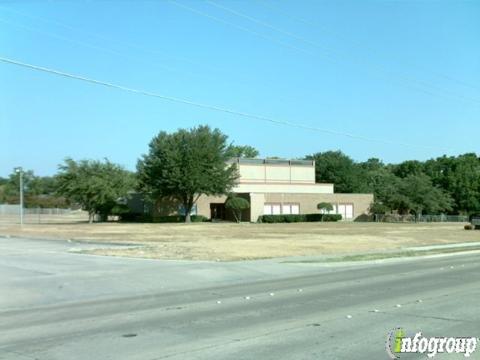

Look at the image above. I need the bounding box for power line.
[0,56,451,152]
[0,15,232,85]
[0,4,234,77]
[202,1,480,106]
[168,0,314,56]
[262,1,480,98]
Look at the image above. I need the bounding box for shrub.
[322,214,342,222]
[225,196,250,222]
[258,213,342,223]
[284,214,306,223]
[119,214,208,223]
[153,215,208,223]
[191,215,209,222]
[111,204,131,216]
[317,202,334,212]
[464,224,473,230]
[305,213,323,222]
[119,213,153,222]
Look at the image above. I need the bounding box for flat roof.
[229,158,314,166]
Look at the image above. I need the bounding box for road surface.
[0,236,479,359]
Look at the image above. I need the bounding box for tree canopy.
[0,170,67,208]
[226,145,259,158]
[317,202,334,213]
[137,125,238,222]
[306,151,363,193]
[306,150,474,216]
[225,195,250,223]
[56,158,135,222]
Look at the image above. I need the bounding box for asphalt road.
[1,237,479,359]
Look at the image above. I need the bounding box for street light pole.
[14,167,23,226]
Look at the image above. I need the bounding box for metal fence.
[0,204,88,224]
[373,214,469,223]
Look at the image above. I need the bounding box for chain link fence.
[0,204,88,224]
[372,214,469,223]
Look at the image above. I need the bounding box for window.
[264,203,300,215]
[178,204,197,216]
[291,204,300,214]
[337,204,354,220]
[282,204,291,215]
[263,204,272,215]
[272,204,281,215]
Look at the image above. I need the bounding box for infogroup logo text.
[386,328,478,359]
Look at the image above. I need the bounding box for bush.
[317,202,334,212]
[322,214,342,222]
[111,204,131,216]
[119,212,152,222]
[119,213,208,223]
[464,224,473,230]
[305,213,323,222]
[191,215,209,222]
[225,196,250,222]
[258,213,342,223]
[153,215,208,223]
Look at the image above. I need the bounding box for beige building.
[193,158,373,222]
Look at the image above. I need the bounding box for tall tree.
[226,145,259,158]
[424,154,480,214]
[137,125,238,222]
[56,158,135,222]
[305,151,363,193]
[0,170,68,208]
[391,160,425,178]
[398,174,453,215]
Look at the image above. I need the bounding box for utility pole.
[14,167,23,226]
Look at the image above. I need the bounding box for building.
[189,158,373,222]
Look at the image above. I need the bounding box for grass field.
[1,221,479,261]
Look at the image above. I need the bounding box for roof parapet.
[228,158,314,166]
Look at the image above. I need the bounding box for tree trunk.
[232,211,239,223]
[88,211,94,224]
[184,198,192,223]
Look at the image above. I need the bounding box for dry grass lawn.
[1,221,479,261]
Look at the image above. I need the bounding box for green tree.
[362,167,406,214]
[0,170,69,208]
[226,145,259,158]
[225,195,250,222]
[424,154,480,214]
[317,202,333,213]
[137,125,238,223]
[56,158,135,222]
[305,151,363,193]
[398,174,453,216]
[390,160,425,178]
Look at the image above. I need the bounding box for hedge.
[153,215,209,223]
[258,213,342,223]
[119,213,208,223]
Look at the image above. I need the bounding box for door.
[210,203,226,220]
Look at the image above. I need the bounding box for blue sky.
[1,0,479,176]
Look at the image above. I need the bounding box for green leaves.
[56,158,135,222]
[226,145,259,158]
[225,195,250,223]
[306,151,363,193]
[137,125,239,222]
[306,150,472,215]
[317,202,334,212]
